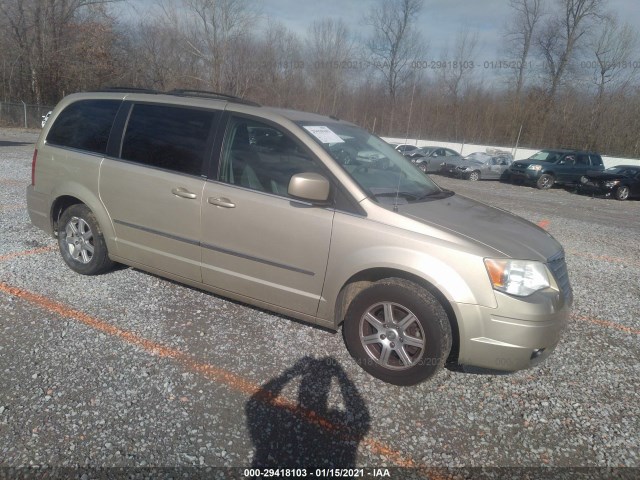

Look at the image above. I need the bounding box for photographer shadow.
[246,356,370,468]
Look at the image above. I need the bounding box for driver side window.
[219,117,320,197]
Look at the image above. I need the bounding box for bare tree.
[505,0,545,97]
[585,14,638,148]
[0,0,121,103]
[439,30,478,103]
[365,0,424,100]
[181,0,259,91]
[243,21,305,105]
[537,0,605,101]
[590,16,638,101]
[305,18,354,113]
[437,30,478,140]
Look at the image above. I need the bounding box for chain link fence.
[0,101,54,129]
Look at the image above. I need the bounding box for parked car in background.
[395,144,420,156]
[509,149,604,190]
[577,165,640,200]
[408,146,462,173]
[41,111,52,128]
[450,154,514,181]
[440,151,513,179]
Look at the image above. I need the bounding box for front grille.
[547,251,572,302]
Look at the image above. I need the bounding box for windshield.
[298,122,446,204]
[419,147,436,154]
[465,152,490,161]
[529,151,561,162]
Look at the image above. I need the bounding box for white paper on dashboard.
[303,126,345,144]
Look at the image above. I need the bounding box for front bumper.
[578,183,614,196]
[454,287,571,371]
[508,169,539,182]
[441,164,463,177]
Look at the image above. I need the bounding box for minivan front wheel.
[58,204,114,275]
[342,278,452,385]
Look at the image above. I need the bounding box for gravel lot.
[0,128,638,476]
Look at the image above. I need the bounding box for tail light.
[31,149,38,186]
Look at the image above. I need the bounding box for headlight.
[604,180,620,188]
[527,164,542,171]
[484,259,550,296]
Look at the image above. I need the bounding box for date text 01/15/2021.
[243,468,391,477]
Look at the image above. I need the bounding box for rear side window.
[47,100,120,154]
[121,104,216,176]
[576,154,590,166]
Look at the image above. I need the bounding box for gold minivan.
[26,90,572,385]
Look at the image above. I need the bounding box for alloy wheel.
[359,302,426,370]
[64,216,95,264]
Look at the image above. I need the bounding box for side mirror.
[288,172,331,203]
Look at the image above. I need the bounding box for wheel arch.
[333,267,460,363]
[51,195,84,234]
[49,185,116,253]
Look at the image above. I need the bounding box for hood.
[460,160,484,168]
[396,194,562,261]
[512,159,536,167]
[585,172,629,181]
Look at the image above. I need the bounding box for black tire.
[342,278,452,386]
[467,170,480,181]
[418,162,428,173]
[57,204,114,275]
[614,185,630,201]
[536,173,554,190]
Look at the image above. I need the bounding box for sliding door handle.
[171,187,197,199]
[207,197,236,208]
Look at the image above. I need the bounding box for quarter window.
[121,104,216,176]
[576,155,590,166]
[46,100,120,154]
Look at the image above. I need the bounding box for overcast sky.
[260,0,639,59]
[119,0,640,78]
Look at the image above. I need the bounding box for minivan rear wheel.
[58,204,114,275]
[342,278,452,385]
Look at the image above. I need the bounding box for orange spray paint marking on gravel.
[0,246,56,262]
[537,219,550,230]
[571,313,640,335]
[567,250,640,269]
[0,281,421,469]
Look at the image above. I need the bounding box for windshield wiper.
[373,191,421,200]
[417,189,454,200]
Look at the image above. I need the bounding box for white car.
[41,111,52,128]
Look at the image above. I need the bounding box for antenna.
[395,76,419,211]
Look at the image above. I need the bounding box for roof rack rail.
[98,86,160,94]
[166,89,261,106]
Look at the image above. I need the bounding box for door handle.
[171,187,197,199]
[208,197,236,208]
